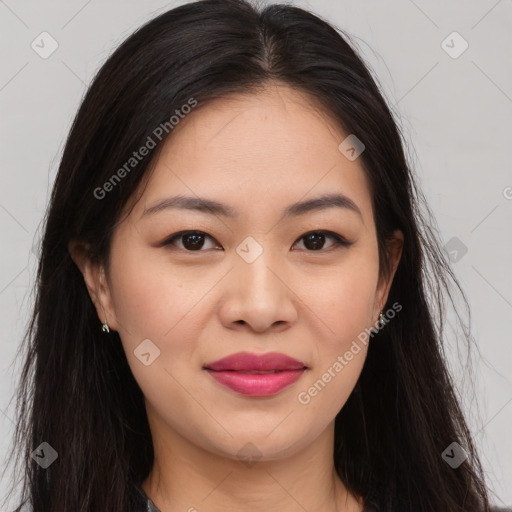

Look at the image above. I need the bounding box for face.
[75,83,402,462]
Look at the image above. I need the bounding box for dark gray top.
[13,484,512,512]
[134,484,512,512]
[133,483,161,512]
[133,483,378,512]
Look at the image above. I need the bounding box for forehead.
[130,84,374,225]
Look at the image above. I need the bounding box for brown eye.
[162,231,220,251]
[293,231,352,251]
[161,229,352,253]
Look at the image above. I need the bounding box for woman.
[3,0,495,510]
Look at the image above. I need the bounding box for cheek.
[298,251,379,347]
[108,245,195,338]
[107,251,204,411]
[107,246,219,386]
[296,349,366,431]
[296,271,373,418]
[294,250,377,412]
[110,257,168,337]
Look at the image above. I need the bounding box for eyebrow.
[141,193,363,221]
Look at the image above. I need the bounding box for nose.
[217,250,298,334]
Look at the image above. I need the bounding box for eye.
[292,230,352,252]
[161,230,352,252]
[161,230,221,251]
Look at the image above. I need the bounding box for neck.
[141,415,363,512]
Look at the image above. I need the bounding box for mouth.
[203,352,308,397]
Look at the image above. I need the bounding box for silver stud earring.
[102,321,110,333]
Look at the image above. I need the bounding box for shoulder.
[10,481,151,512]
[362,502,510,512]
[11,497,510,512]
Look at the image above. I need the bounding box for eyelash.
[160,230,353,253]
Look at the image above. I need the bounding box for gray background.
[1,0,511,507]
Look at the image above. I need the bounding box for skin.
[70,82,403,512]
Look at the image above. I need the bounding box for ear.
[374,229,404,319]
[68,240,118,331]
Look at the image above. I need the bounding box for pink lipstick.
[203,352,307,397]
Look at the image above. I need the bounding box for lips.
[203,352,307,397]
[205,352,306,372]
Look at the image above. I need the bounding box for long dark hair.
[3,0,491,510]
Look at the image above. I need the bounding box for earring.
[379,311,385,325]
[102,321,110,333]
